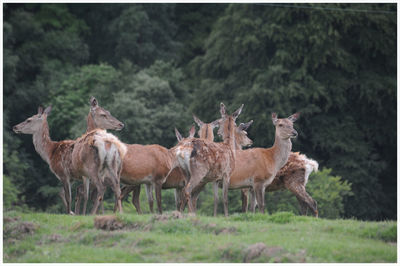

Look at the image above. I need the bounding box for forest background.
[3,3,397,221]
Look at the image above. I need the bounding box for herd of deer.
[13,97,319,217]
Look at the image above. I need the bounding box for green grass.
[3,210,397,263]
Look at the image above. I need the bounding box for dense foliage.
[3,3,396,220]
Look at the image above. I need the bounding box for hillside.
[3,210,396,262]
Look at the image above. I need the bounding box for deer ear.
[193,114,203,127]
[271,113,278,125]
[189,125,196,138]
[210,119,220,129]
[90,96,98,108]
[288,112,300,122]
[239,120,253,131]
[43,105,52,116]
[175,128,183,142]
[232,104,244,121]
[38,106,44,115]
[220,102,227,118]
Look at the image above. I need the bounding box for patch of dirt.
[38,234,66,245]
[243,243,307,263]
[94,215,124,231]
[152,211,185,222]
[4,216,21,224]
[215,227,237,235]
[4,221,38,240]
[244,243,268,262]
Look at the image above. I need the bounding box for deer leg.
[90,175,105,215]
[254,182,265,214]
[241,188,249,213]
[174,188,183,211]
[222,176,230,217]
[74,185,83,215]
[81,177,90,215]
[62,180,73,215]
[59,188,68,214]
[118,185,133,212]
[295,195,309,215]
[213,181,219,216]
[287,184,318,217]
[249,188,256,213]
[183,177,202,214]
[145,183,154,213]
[107,175,123,214]
[131,185,142,214]
[155,182,163,214]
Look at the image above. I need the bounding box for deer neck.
[86,112,97,133]
[222,118,236,155]
[32,119,55,165]
[271,134,292,173]
[199,125,214,142]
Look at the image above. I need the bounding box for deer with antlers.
[172,103,243,216]
[13,103,126,215]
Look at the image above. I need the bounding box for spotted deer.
[247,152,319,217]
[73,96,125,215]
[221,112,299,213]
[172,103,243,216]
[13,105,126,215]
[209,120,254,215]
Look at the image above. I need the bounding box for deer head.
[271,112,300,140]
[89,96,124,131]
[217,103,243,141]
[235,120,253,149]
[13,106,52,134]
[175,125,196,142]
[193,114,220,141]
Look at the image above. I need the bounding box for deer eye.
[27,120,31,123]
[101,114,107,117]
[278,124,283,127]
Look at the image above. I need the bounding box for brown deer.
[172,103,243,216]
[74,96,125,215]
[246,152,319,217]
[211,117,318,217]
[116,128,194,214]
[208,120,254,215]
[13,105,126,215]
[221,112,299,213]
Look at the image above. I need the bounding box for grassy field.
[3,209,397,263]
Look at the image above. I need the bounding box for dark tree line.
[3,3,396,220]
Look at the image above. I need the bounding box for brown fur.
[173,103,242,216]
[225,113,299,214]
[13,108,114,215]
[247,152,319,216]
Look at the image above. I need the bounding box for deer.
[13,104,126,215]
[171,103,243,216]
[116,128,194,214]
[216,112,300,214]
[73,96,125,215]
[209,116,318,217]
[246,151,319,217]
